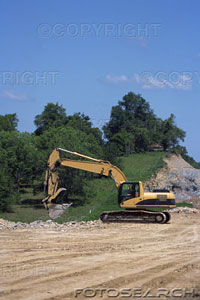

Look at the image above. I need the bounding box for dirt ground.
[0,214,200,300]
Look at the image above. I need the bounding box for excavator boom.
[57,148,127,186]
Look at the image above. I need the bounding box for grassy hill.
[0,152,169,223]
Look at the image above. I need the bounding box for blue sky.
[0,0,200,161]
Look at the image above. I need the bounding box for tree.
[103,105,126,140]
[160,114,185,151]
[110,130,135,155]
[0,131,43,193]
[0,147,16,212]
[34,102,67,135]
[0,169,15,212]
[103,92,157,154]
[103,92,186,155]
[0,113,18,131]
[118,92,154,123]
[66,113,103,147]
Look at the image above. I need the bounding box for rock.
[167,206,200,214]
[0,218,102,231]
[48,203,72,220]
[30,220,43,226]
[145,154,200,208]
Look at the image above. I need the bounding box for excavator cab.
[118,182,140,205]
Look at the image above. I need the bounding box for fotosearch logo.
[74,287,197,298]
[37,23,161,38]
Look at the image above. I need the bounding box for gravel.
[0,218,103,231]
[166,207,200,214]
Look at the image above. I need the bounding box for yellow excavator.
[42,148,176,223]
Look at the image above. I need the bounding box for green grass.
[0,204,49,223]
[0,151,176,223]
[176,202,193,208]
[0,189,48,223]
[120,152,168,181]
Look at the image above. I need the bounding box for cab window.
[121,183,140,199]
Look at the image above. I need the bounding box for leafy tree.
[110,129,135,154]
[0,113,18,131]
[0,131,42,193]
[103,105,126,140]
[34,102,67,135]
[0,148,16,212]
[102,142,121,164]
[0,169,15,212]
[134,127,150,152]
[66,113,103,147]
[147,118,163,145]
[160,114,185,151]
[104,92,186,155]
[15,133,44,191]
[103,92,157,154]
[118,92,154,124]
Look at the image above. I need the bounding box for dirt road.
[0,214,200,300]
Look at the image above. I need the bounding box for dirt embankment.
[0,212,200,300]
[145,154,200,208]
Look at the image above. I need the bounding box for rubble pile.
[167,207,200,214]
[0,218,102,231]
[145,154,200,208]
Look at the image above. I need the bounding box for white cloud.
[1,90,28,101]
[105,74,131,84]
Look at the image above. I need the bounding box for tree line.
[0,92,198,211]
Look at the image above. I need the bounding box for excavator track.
[100,210,171,224]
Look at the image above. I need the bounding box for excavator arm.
[42,148,127,217]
